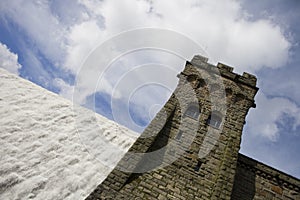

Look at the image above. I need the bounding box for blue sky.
[0,0,299,178]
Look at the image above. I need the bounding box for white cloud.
[64,20,104,73]
[60,0,290,106]
[0,0,294,137]
[0,43,22,75]
[246,92,300,141]
[0,0,291,100]
[53,78,74,100]
[0,0,68,66]
[82,0,290,72]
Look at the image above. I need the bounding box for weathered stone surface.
[86,55,261,199]
[87,55,300,200]
[231,154,300,200]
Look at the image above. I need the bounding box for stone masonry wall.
[86,55,258,200]
[231,154,300,200]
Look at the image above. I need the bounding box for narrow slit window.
[194,160,202,172]
[175,131,183,140]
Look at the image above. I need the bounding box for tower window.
[175,131,183,140]
[184,105,200,119]
[225,88,233,100]
[207,112,222,129]
[194,160,202,172]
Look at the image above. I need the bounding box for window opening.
[184,105,200,119]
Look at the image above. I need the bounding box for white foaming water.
[0,68,138,199]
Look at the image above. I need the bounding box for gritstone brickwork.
[232,154,300,200]
[87,55,300,200]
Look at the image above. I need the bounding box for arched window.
[225,88,233,102]
[207,112,222,128]
[184,104,200,119]
[225,88,233,97]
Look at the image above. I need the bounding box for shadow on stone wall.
[231,154,300,200]
[123,109,176,185]
[231,156,256,200]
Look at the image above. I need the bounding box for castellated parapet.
[87,55,299,200]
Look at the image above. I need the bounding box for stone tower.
[87,55,258,199]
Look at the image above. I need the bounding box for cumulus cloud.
[0,0,73,67]
[246,92,300,141]
[0,43,22,75]
[80,0,290,72]
[0,0,294,136]
[66,0,290,99]
[64,20,103,73]
[0,0,291,97]
[53,78,74,100]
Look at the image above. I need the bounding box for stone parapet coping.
[237,153,300,192]
[189,55,258,90]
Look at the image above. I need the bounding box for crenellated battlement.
[190,55,257,88]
